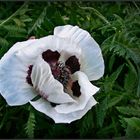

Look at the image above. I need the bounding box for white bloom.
[0,25,104,123]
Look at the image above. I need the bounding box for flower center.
[49,61,72,89]
[26,49,81,98]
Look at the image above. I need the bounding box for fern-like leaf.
[124,66,137,93]
[124,117,140,138]
[78,111,94,138]
[25,110,36,138]
[96,96,108,128]
[28,6,47,34]
[2,25,27,33]
[0,37,9,48]
[106,92,125,109]
[104,64,124,92]
[117,106,140,117]
[125,117,140,131]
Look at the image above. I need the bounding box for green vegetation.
[0,1,140,138]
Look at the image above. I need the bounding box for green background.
[0,1,140,139]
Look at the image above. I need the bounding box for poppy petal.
[30,97,95,123]
[54,71,98,114]
[54,25,104,81]
[0,40,37,106]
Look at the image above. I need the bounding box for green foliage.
[124,117,140,138]
[103,64,124,92]
[76,110,95,138]
[0,1,140,139]
[25,109,36,138]
[96,96,108,128]
[28,6,47,35]
[117,106,140,117]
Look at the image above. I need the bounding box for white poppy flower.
[0,25,104,123]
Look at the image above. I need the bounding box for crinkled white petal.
[54,25,104,81]
[30,97,95,123]
[0,40,37,106]
[0,39,37,105]
[16,35,81,66]
[0,39,36,68]
[54,71,98,114]
[31,56,76,104]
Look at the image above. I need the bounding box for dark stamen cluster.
[51,61,71,89]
